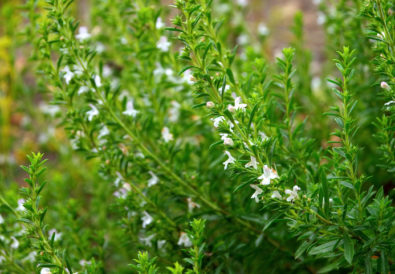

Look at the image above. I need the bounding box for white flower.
[40,268,52,274]
[157,36,171,52]
[113,183,131,199]
[161,127,173,142]
[98,126,109,139]
[61,66,74,84]
[139,234,155,246]
[223,151,236,170]
[220,133,234,146]
[380,81,390,90]
[78,86,89,95]
[148,171,159,187]
[245,156,258,169]
[317,12,326,25]
[40,104,60,117]
[258,165,279,185]
[236,0,248,7]
[181,69,194,85]
[169,101,180,122]
[384,100,395,106]
[86,104,99,121]
[156,17,165,29]
[258,23,269,36]
[76,26,91,41]
[16,199,25,211]
[94,75,102,87]
[96,42,106,53]
[114,172,123,187]
[228,97,247,112]
[79,259,92,266]
[0,214,3,224]
[141,211,153,228]
[250,184,262,203]
[206,101,215,108]
[103,65,112,77]
[259,131,269,141]
[122,99,139,117]
[187,198,200,213]
[211,116,225,128]
[24,251,37,262]
[271,190,282,199]
[48,229,62,241]
[177,232,192,247]
[157,240,166,249]
[285,185,301,202]
[11,237,19,249]
[237,34,249,45]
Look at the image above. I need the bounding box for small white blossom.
[384,100,395,106]
[258,165,279,185]
[61,66,74,84]
[187,198,201,213]
[258,23,269,36]
[76,26,91,41]
[177,232,192,247]
[211,116,225,128]
[94,75,102,87]
[17,199,25,212]
[317,12,326,25]
[157,36,171,52]
[157,240,166,249]
[380,81,390,90]
[86,104,99,121]
[48,229,62,241]
[169,101,181,122]
[245,156,258,169]
[156,17,165,29]
[122,99,139,117]
[237,34,249,45]
[228,97,247,112]
[96,42,106,53]
[0,214,3,224]
[161,127,173,142]
[98,126,109,139]
[271,191,282,199]
[113,183,131,199]
[259,131,269,141]
[223,151,236,170]
[78,86,89,95]
[141,211,153,228]
[114,172,123,187]
[220,133,234,146]
[139,234,156,246]
[103,65,112,77]
[181,69,194,85]
[285,185,301,202]
[148,171,159,187]
[11,237,19,249]
[79,259,92,266]
[24,251,37,262]
[236,0,248,7]
[250,184,263,203]
[40,268,52,274]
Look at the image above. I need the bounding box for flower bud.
[381,81,390,90]
[206,101,215,108]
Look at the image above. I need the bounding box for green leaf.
[344,235,354,264]
[309,240,337,255]
[295,241,312,259]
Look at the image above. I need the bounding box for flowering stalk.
[19,153,67,273]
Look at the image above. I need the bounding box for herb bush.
[0,0,394,273]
